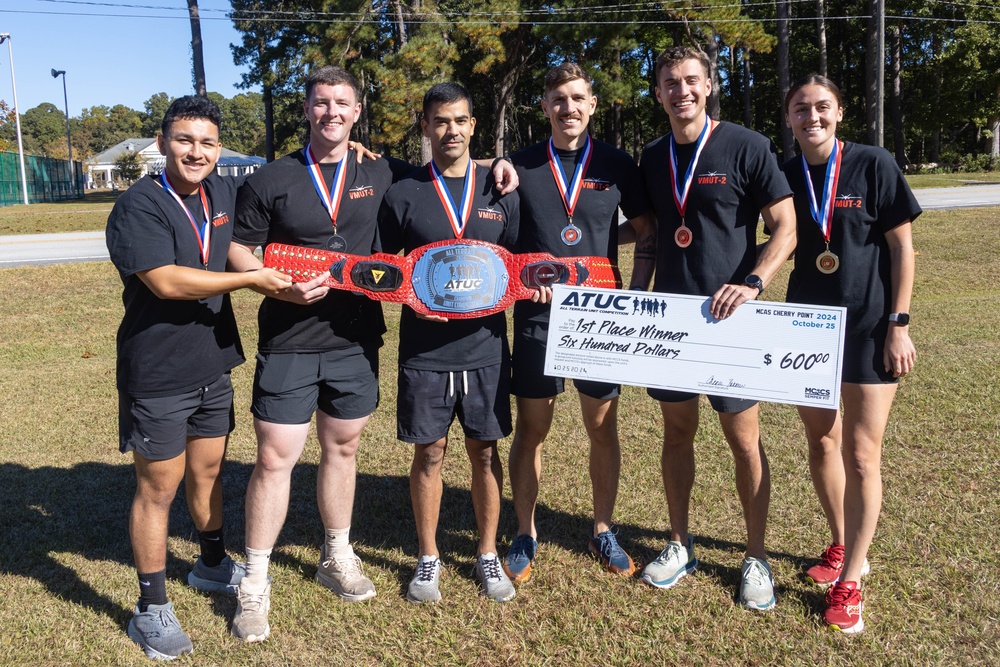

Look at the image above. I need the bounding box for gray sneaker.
[406,556,442,604]
[316,544,376,602]
[475,553,515,602]
[641,534,698,589]
[739,556,776,611]
[232,582,271,643]
[127,602,194,661]
[188,555,245,595]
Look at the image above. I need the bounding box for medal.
[802,140,843,274]
[816,248,840,274]
[548,136,592,246]
[306,143,349,249]
[429,159,475,239]
[668,115,715,248]
[158,172,211,265]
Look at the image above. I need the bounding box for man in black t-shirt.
[106,96,290,661]
[503,63,657,583]
[378,83,520,605]
[636,47,796,611]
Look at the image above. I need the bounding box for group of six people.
[106,45,919,661]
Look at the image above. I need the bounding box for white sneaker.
[316,544,376,602]
[641,535,697,589]
[406,555,442,604]
[232,581,271,643]
[739,556,776,611]
[475,553,515,602]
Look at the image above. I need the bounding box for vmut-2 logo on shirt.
[696,171,727,186]
[477,206,504,222]
[834,193,863,209]
[348,185,376,200]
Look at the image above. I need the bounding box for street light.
[51,69,74,190]
[0,33,29,205]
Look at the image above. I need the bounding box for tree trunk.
[816,0,828,77]
[187,0,207,96]
[930,33,942,162]
[864,0,880,145]
[263,82,275,162]
[992,82,1000,159]
[742,49,752,127]
[704,35,721,120]
[890,25,905,167]
[776,0,794,158]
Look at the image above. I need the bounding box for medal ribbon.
[159,172,211,265]
[547,136,593,221]
[305,143,348,233]
[801,140,843,243]
[668,114,715,219]
[429,160,476,238]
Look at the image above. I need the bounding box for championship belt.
[263,240,621,319]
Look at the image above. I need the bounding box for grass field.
[1,207,998,666]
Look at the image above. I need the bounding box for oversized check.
[544,286,847,408]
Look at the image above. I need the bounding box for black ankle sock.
[198,528,226,567]
[137,569,167,611]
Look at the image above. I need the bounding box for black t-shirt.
[378,162,520,370]
[783,141,922,341]
[106,173,244,397]
[640,121,793,296]
[234,150,412,353]
[511,138,650,323]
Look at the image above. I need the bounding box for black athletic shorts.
[118,372,235,461]
[510,315,619,400]
[251,346,380,425]
[396,363,512,444]
[646,387,757,414]
[842,336,898,384]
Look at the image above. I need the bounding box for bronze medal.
[816,250,840,274]
[674,224,692,248]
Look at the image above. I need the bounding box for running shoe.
[739,556,776,611]
[588,529,635,576]
[475,552,516,602]
[406,556,442,604]
[127,602,194,660]
[187,555,245,595]
[805,543,871,588]
[503,534,537,583]
[641,535,697,589]
[231,582,271,643]
[316,544,376,602]
[824,580,864,633]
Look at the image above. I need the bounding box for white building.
[87,138,265,187]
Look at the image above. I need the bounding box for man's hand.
[884,324,916,378]
[493,159,518,195]
[530,286,553,304]
[270,272,330,304]
[349,141,381,162]
[709,283,758,320]
[249,268,293,297]
[417,312,449,322]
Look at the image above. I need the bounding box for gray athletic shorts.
[646,387,757,414]
[396,363,512,444]
[251,347,380,425]
[118,372,235,461]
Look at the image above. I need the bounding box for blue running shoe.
[503,534,537,583]
[588,529,635,576]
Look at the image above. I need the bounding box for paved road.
[2,184,999,268]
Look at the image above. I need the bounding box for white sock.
[324,526,352,560]
[243,546,272,590]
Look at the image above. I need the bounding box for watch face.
[745,274,763,292]
[891,313,910,326]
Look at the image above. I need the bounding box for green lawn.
[0,208,997,665]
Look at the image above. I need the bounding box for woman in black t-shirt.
[783,75,920,634]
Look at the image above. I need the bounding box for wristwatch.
[743,274,764,296]
[888,312,910,326]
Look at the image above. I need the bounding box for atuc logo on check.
[560,291,631,311]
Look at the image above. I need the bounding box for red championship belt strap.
[263,239,621,319]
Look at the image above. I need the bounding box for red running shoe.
[805,543,870,587]
[824,581,864,633]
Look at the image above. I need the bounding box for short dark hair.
[422,82,473,119]
[544,62,593,96]
[654,46,712,82]
[785,74,844,112]
[161,95,222,136]
[305,65,361,103]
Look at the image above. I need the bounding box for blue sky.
[1,1,257,116]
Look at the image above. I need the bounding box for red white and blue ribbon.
[668,115,715,219]
[158,171,211,265]
[429,159,476,239]
[801,139,843,243]
[547,136,593,222]
[305,143,348,232]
